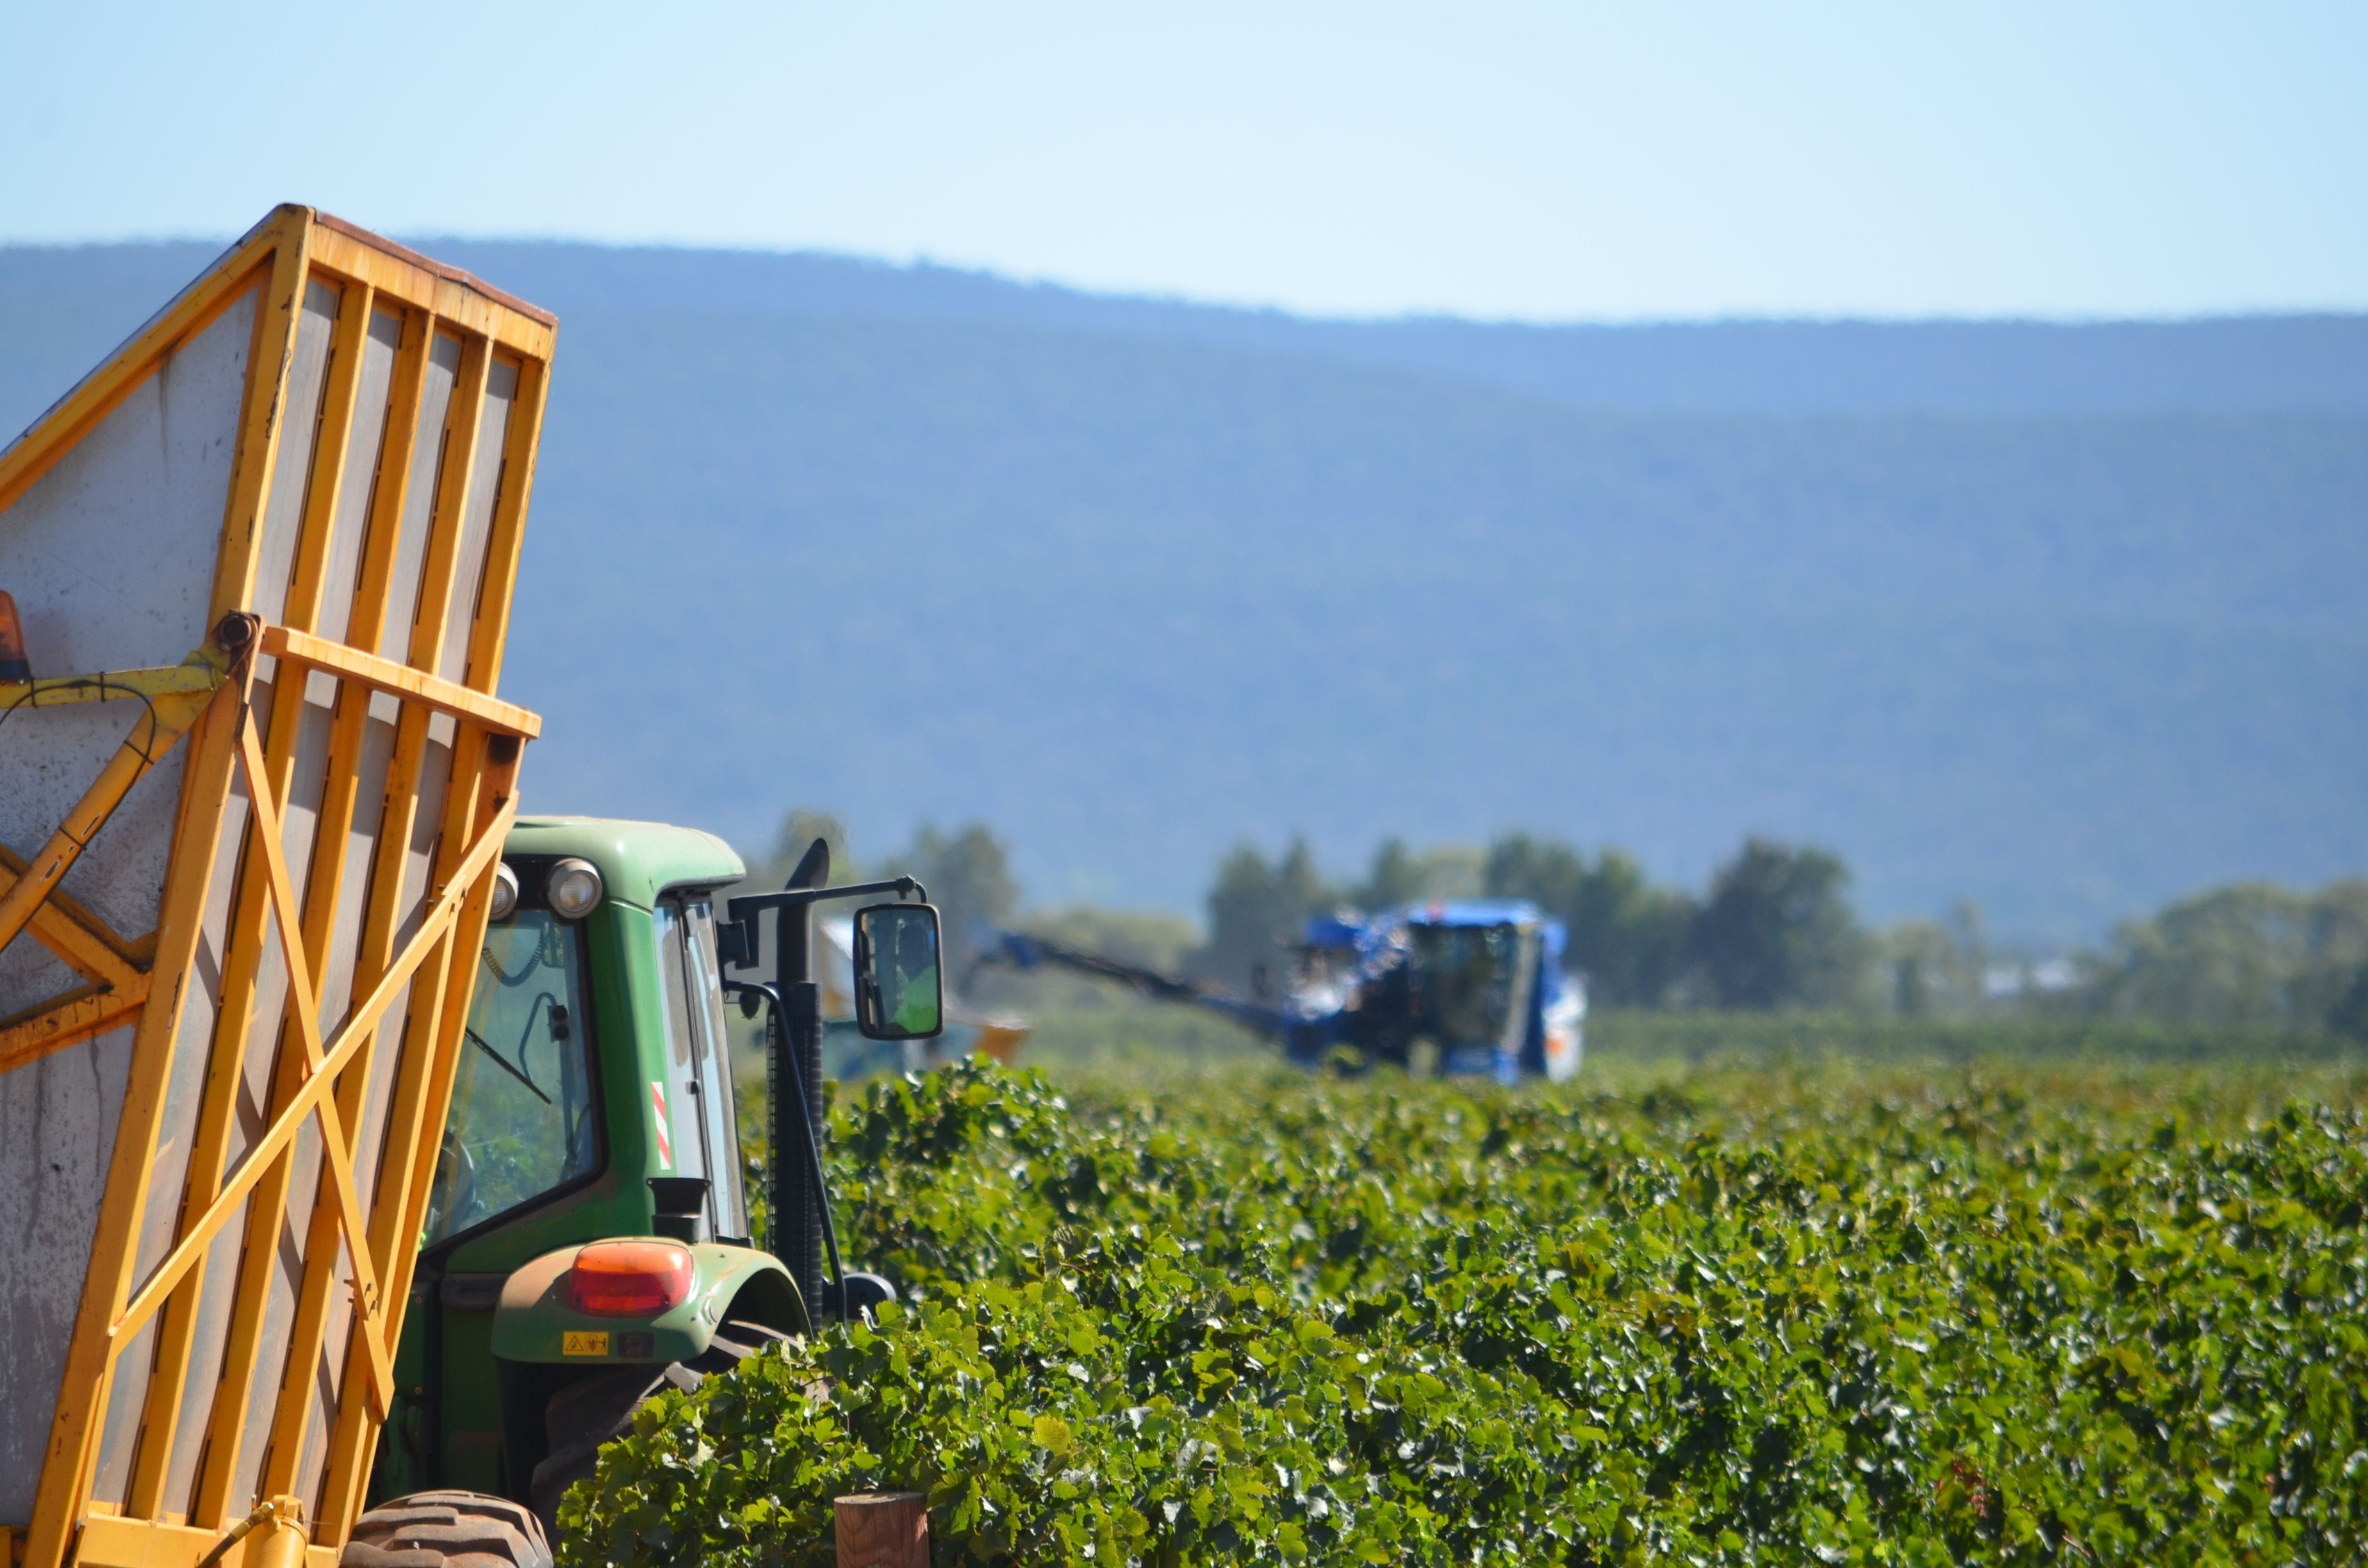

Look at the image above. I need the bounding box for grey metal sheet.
[0,285,258,1517]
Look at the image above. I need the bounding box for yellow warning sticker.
[563,1330,611,1357]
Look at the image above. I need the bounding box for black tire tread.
[340,1490,551,1568]
[530,1319,788,1533]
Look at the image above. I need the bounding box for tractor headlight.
[488,862,520,922]
[547,858,604,920]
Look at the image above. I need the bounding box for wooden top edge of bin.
[309,210,557,329]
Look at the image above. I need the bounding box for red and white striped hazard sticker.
[648,1080,674,1170]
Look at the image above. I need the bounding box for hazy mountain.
[5,238,2362,941]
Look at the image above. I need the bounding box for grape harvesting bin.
[0,207,551,1568]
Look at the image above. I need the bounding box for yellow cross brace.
[0,630,245,1075]
[104,741,517,1410]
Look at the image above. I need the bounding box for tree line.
[743,808,2368,1040]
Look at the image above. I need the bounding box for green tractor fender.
[491,1239,807,1366]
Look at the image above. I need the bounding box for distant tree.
[2331,963,2368,1044]
[1483,833,1588,917]
[2303,882,2368,1029]
[1358,838,1426,911]
[1880,902,1988,1018]
[1884,921,1950,1017]
[750,807,860,889]
[1196,837,1330,997]
[1355,838,1484,910]
[1569,849,1698,1009]
[2080,878,2368,1031]
[1691,838,1867,1010]
[1484,834,1696,1008]
[884,822,1019,979]
[1275,838,1329,917]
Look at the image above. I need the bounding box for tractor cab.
[375,819,793,1519]
[365,815,953,1535]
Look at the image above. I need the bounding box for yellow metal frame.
[0,637,245,1074]
[0,206,553,1568]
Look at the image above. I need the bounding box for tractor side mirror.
[851,902,944,1040]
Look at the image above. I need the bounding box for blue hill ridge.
[5,240,2361,940]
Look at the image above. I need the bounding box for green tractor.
[345,817,939,1567]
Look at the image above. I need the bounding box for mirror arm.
[719,977,848,1323]
[723,879,929,974]
[727,876,928,924]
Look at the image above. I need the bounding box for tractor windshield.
[426,910,601,1246]
[1406,922,1532,1050]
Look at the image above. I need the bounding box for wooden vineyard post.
[834,1492,930,1568]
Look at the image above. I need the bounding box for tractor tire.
[529,1319,789,1535]
[339,1490,552,1568]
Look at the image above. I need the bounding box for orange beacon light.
[0,590,29,683]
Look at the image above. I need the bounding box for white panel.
[0,286,257,1514]
[159,1204,254,1514]
[0,1026,133,1521]
[319,693,402,1039]
[227,1115,318,1514]
[438,357,516,687]
[250,279,341,631]
[378,335,462,666]
[99,703,257,1509]
[0,285,255,671]
[138,759,251,1300]
[314,309,403,650]
[0,923,82,1020]
[0,285,258,982]
[145,751,252,1516]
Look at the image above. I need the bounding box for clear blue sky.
[5,1,2361,320]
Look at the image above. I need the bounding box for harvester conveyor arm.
[971,930,1293,1039]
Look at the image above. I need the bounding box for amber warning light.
[565,1239,696,1317]
[0,591,28,683]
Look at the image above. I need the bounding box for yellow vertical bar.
[128,686,306,1520]
[26,209,309,1568]
[180,872,309,1524]
[121,272,374,1521]
[295,299,433,1011]
[20,684,247,1568]
[343,307,434,658]
[315,335,520,1529]
[249,275,397,1496]
[407,334,492,675]
[198,327,488,1522]
[456,355,547,695]
[188,327,485,1529]
[283,279,376,633]
[208,217,318,626]
[122,291,366,1525]
[316,731,520,1539]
